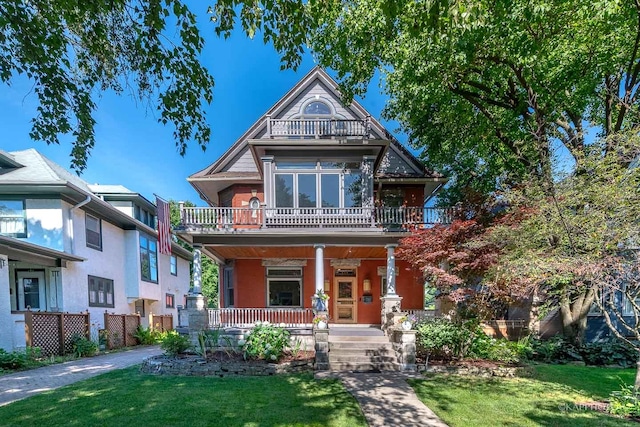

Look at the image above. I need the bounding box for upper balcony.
[178,206,452,233]
[266,117,371,139]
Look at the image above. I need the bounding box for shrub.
[70,334,98,357]
[530,336,581,363]
[470,334,532,364]
[609,383,640,417]
[415,318,480,361]
[242,321,290,361]
[160,331,191,356]
[579,340,637,367]
[133,326,161,345]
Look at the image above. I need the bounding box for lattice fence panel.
[62,314,90,354]
[29,313,61,357]
[150,314,174,332]
[106,314,125,349]
[124,315,140,347]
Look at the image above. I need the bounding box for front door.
[334,278,357,323]
[16,270,46,311]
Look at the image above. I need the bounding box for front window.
[273,161,362,209]
[267,267,302,307]
[170,255,177,276]
[0,199,26,237]
[139,234,158,282]
[88,275,114,308]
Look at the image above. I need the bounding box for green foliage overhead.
[0,0,214,172]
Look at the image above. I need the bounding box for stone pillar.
[314,328,330,370]
[384,244,398,296]
[192,244,202,295]
[392,329,417,372]
[380,295,403,335]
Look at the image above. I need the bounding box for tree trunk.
[636,358,640,390]
[559,286,595,347]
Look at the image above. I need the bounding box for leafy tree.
[1,0,214,171]
[169,200,219,307]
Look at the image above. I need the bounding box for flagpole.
[153,193,170,204]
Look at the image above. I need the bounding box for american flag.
[156,196,172,255]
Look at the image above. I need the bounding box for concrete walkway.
[317,371,449,427]
[0,345,162,407]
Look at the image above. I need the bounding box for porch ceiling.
[209,245,388,260]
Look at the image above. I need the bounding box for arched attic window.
[303,101,331,116]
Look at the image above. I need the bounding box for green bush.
[530,336,581,363]
[70,334,98,357]
[580,340,637,367]
[415,318,480,361]
[160,331,191,356]
[133,326,161,345]
[470,334,532,364]
[242,321,290,361]
[609,383,640,417]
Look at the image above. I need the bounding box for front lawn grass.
[0,368,366,427]
[411,364,636,427]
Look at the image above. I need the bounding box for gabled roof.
[188,67,443,204]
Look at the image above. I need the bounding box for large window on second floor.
[274,161,362,209]
[0,199,26,237]
[139,234,158,283]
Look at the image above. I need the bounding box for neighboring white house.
[0,149,191,351]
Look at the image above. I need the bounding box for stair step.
[329,341,393,350]
[328,335,390,343]
[329,355,397,363]
[328,361,399,372]
[329,348,394,356]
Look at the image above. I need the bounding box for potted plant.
[312,289,329,312]
[398,314,417,331]
[313,313,329,329]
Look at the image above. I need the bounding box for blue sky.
[0,11,395,206]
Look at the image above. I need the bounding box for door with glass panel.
[334,278,357,323]
[16,270,46,311]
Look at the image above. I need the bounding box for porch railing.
[208,308,314,328]
[267,117,370,138]
[180,206,453,230]
[405,309,436,322]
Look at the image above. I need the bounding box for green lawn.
[0,368,366,427]
[411,364,636,427]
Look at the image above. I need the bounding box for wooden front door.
[334,278,357,323]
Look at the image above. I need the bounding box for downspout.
[68,194,91,255]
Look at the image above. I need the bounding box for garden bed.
[140,350,315,377]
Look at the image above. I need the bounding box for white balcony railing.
[208,308,314,328]
[179,206,453,230]
[267,118,370,138]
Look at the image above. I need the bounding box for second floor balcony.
[178,205,452,232]
[266,117,371,139]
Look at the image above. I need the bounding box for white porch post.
[314,244,325,294]
[192,244,202,295]
[385,244,398,296]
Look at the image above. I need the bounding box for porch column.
[314,244,325,294]
[262,156,275,208]
[361,156,375,209]
[192,244,202,295]
[385,244,398,296]
[0,254,12,351]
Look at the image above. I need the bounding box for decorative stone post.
[392,329,417,372]
[381,244,403,335]
[313,328,330,370]
[187,244,207,339]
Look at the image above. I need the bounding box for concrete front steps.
[328,326,399,372]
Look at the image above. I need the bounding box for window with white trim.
[0,199,26,237]
[85,213,102,250]
[274,161,362,209]
[170,255,177,276]
[139,234,158,283]
[267,267,302,307]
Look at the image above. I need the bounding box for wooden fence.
[24,310,90,357]
[481,320,529,340]
[149,313,173,332]
[103,312,140,349]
